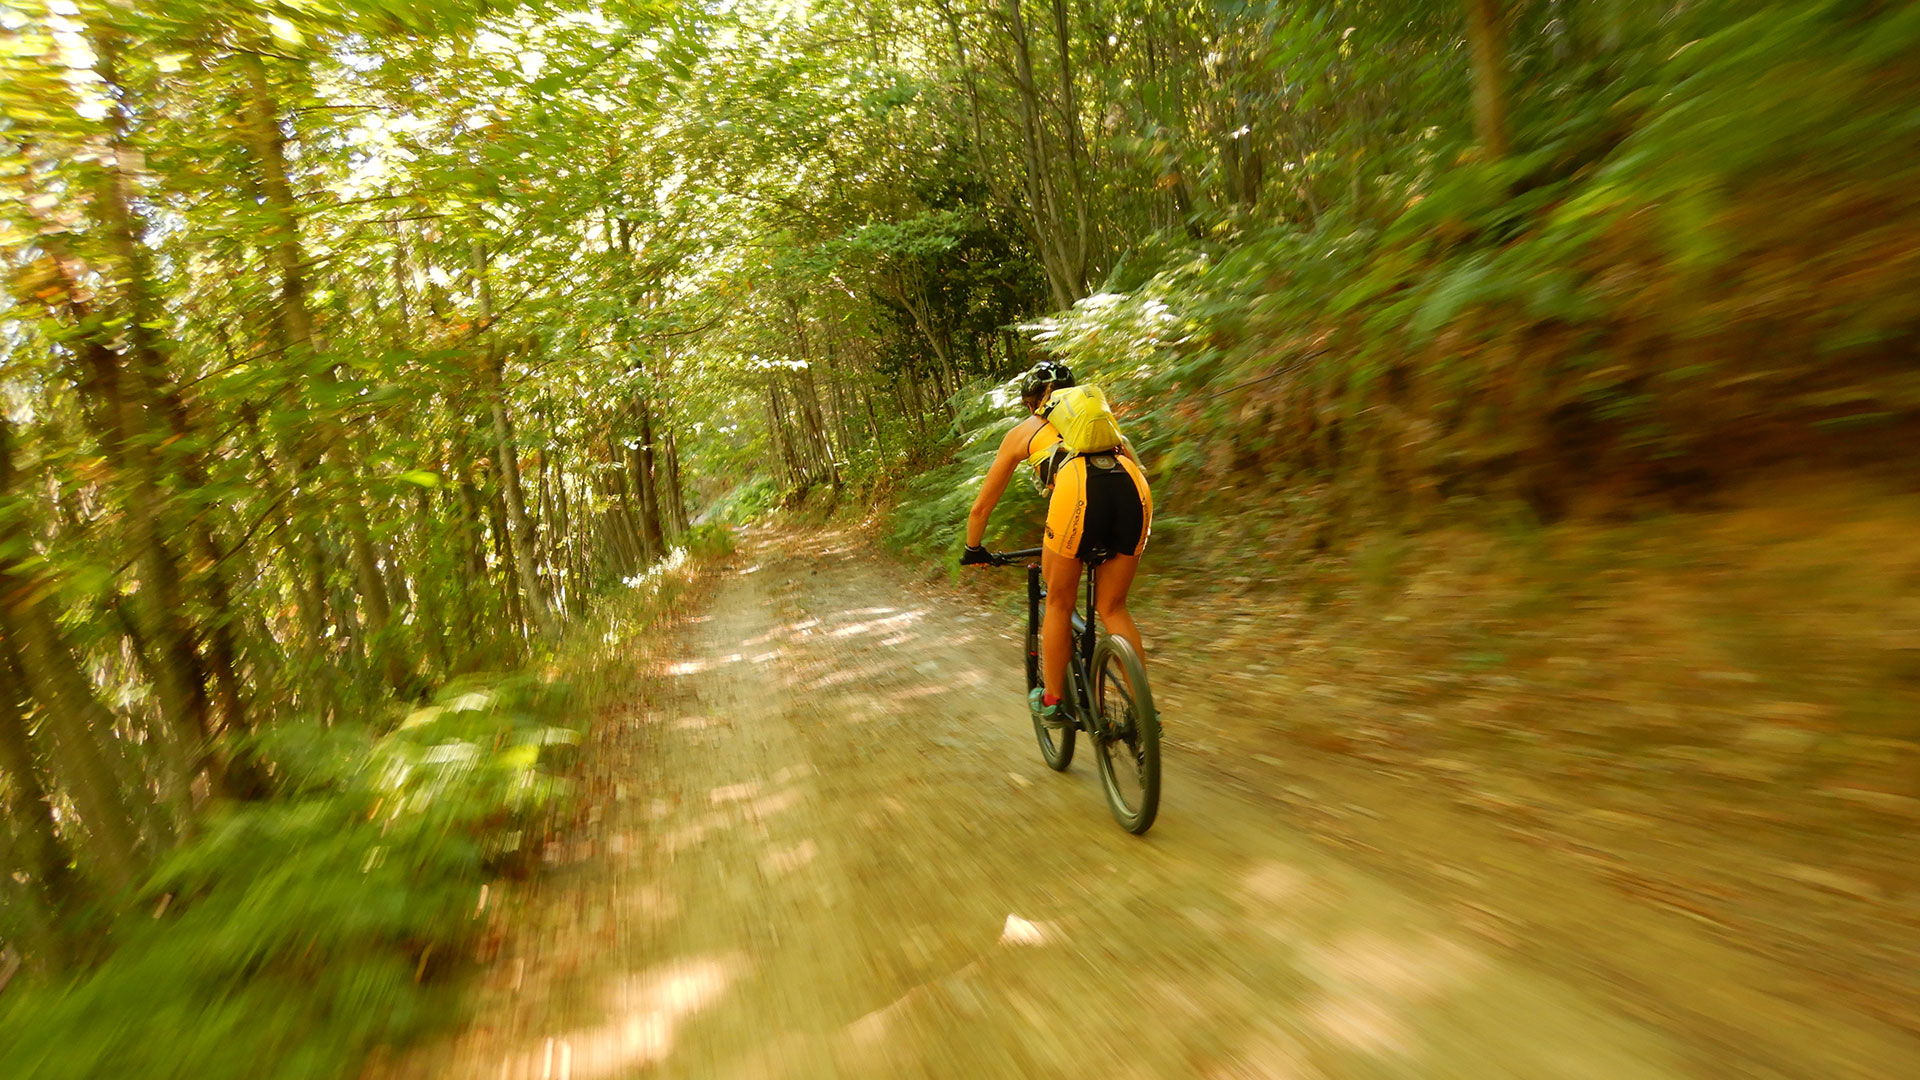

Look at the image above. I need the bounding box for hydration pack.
[1041,385,1124,454]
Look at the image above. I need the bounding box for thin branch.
[1203,348,1329,400]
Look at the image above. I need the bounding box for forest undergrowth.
[0,537,724,1080]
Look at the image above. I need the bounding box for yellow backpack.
[1041,385,1124,454]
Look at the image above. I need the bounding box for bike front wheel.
[1091,634,1160,834]
[1028,623,1074,770]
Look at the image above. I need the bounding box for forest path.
[373,525,1715,1080]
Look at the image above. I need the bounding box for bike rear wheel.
[1027,623,1074,770]
[1091,635,1159,834]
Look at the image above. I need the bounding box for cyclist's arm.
[966,424,1031,547]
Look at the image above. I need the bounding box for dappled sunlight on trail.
[374,525,1915,1080]
[498,953,747,1080]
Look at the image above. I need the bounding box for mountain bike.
[987,547,1160,834]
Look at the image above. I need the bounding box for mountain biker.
[960,361,1152,726]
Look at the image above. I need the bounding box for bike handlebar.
[989,547,1044,565]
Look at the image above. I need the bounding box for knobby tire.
[1092,634,1160,834]
[1027,624,1074,770]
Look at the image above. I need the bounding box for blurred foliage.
[887,384,1046,566]
[0,677,571,1080]
[678,523,737,561]
[869,0,1920,565]
[885,0,1920,559]
[0,537,711,1080]
[5,0,1918,1068]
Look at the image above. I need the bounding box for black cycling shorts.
[1044,452,1152,560]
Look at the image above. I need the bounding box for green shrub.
[0,677,579,1080]
[886,381,1048,567]
[995,0,1920,526]
[705,476,780,523]
[680,523,736,559]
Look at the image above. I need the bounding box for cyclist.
[961,361,1152,725]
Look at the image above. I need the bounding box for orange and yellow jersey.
[1023,417,1064,472]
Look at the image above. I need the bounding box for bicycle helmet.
[1018,361,1075,408]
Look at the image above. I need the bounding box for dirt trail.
[377,527,1914,1079]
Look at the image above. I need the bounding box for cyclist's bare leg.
[1092,554,1146,661]
[1041,548,1082,702]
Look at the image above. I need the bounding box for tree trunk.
[239,51,317,348]
[322,540,368,674]
[489,379,556,639]
[903,367,930,442]
[1047,0,1094,282]
[861,380,884,451]
[185,523,247,741]
[0,421,143,891]
[0,636,80,931]
[0,599,145,894]
[661,423,691,533]
[884,276,962,418]
[79,32,216,803]
[340,478,407,690]
[630,400,669,557]
[412,486,449,675]
[607,435,652,566]
[598,471,639,575]
[487,483,528,645]
[472,246,557,640]
[1465,0,1510,159]
[535,448,561,615]
[797,366,843,489]
[937,0,1079,309]
[240,405,331,658]
[239,49,410,689]
[553,462,587,605]
[767,379,806,487]
[823,334,855,458]
[453,454,487,652]
[1001,0,1086,308]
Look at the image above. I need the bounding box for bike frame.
[994,543,1160,834]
